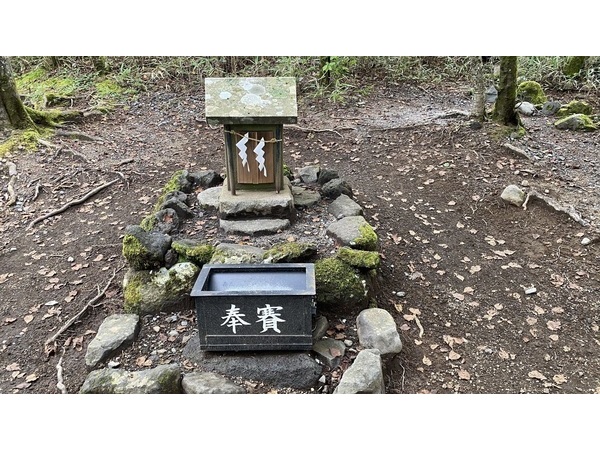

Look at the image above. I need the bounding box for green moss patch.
[122,234,154,270]
[123,271,152,314]
[558,100,593,118]
[315,257,367,312]
[554,114,598,131]
[17,68,79,109]
[353,223,378,251]
[517,81,547,105]
[336,247,380,270]
[171,240,214,266]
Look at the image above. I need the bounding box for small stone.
[166,314,178,323]
[516,101,536,116]
[318,375,327,384]
[581,237,591,245]
[525,287,537,295]
[396,291,406,298]
[344,340,353,347]
[168,330,179,337]
[107,360,120,368]
[501,185,526,207]
[521,180,530,187]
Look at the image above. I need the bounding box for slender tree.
[0,56,36,130]
[471,56,487,121]
[492,56,518,126]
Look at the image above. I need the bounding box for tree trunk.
[493,56,518,126]
[471,56,486,121]
[0,56,35,130]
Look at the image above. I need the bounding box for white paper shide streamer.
[254,137,267,177]
[236,133,250,172]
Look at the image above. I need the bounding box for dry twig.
[44,268,120,354]
[27,178,119,229]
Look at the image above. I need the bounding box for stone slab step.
[220,218,291,236]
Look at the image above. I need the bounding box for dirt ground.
[1,77,599,395]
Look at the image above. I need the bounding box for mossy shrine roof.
[205,77,298,125]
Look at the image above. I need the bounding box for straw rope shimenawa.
[224,129,282,144]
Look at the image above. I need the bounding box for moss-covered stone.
[122,234,153,270]
[563,56,586,77]
[336,247,380,270]
[263,242,317,263]
[171,240,214,266]
[139,214,158,232]
[153,170,192,212]
[123,270,152,314]
[353,223,378,251]
[123,263,199,315]
[517,81,547,105]
[315,257,367,313]
[554,114,598,131]
[557,100,593,118]
[79,364,182,394]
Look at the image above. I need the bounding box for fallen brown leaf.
[458,369,471,380]
[528,370,547,381]
[448,350,461,360]
[553,374,567,385]
[547,320,561,331]
[24,315,34,324]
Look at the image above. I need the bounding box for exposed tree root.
[27,178,119,229]
[44,268,120,356]
[5,161,17,206]
[371,110,470,132]
[56,349,68,394]
[524,189,589,227]
[287,124,348,137]
[55,129,102,142]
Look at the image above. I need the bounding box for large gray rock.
[356,308,402,355]
[79,364,182,394]
[291,186,321,208]
[298,165,320,184]
[317,168,339,186]
[197,186,222,210]
[123,262,199,314]
[122,225,172,270]
[220,218,290,235]
[501,185,526,207]
[154,208,180,234]
[209,243,265,264]
[541,100,561,116]
[326,215,378,250]
[554,114,598,131]
[183,335,323,389]
[312,338,346,368]
[516,101,536,116]
[182,371,246,394]
[321,179,353,199]
[328,194,363,218]
[85,314,140,369]
[219,180,295,219]
[190,170,223,189]
[333,349,384,394]
[159,196,194,220]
